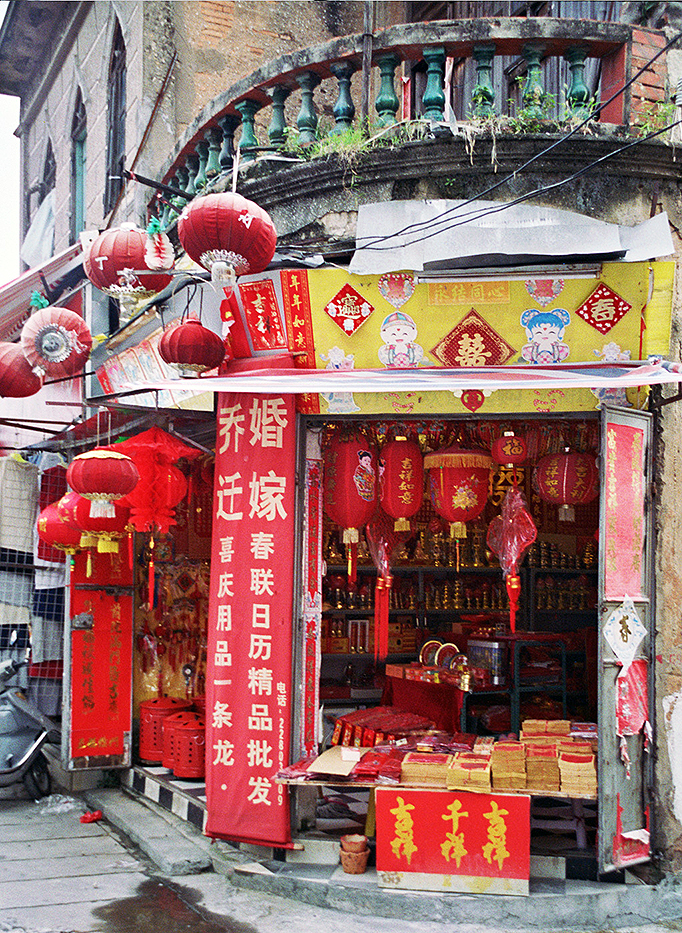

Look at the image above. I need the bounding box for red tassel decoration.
[148,536,155,609]
[347,540,358,587]
[374,575,392,662]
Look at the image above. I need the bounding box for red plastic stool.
[171,714,206,779]
[139,697,193,762]
[162,710,201,770]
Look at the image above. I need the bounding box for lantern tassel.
[148,536,155,609]
[86,549,92,578]
[127,527,134,570]
[89,499,117,518]
[373,575,392,662]
[506,574,521,634]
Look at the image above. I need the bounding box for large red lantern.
[83,223,173,307]
[379,438,424,531]
[535,450,598,522]
[20,307,92,378]
[158,319,227,375]
[324,435,377,584]
[58,491,130,554]
[67,449,140,518]
[424,444,492,565]
[0,343,42,397]
[177,192,277,280]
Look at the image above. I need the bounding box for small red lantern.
[177,192,277,279]
[535,450,598,522]
[379,438,424,531]
[158,319,227,375]
[83,223,173,307]
[0,343,42,397]
[324,435,377,584]
[425,445,492,570]
[20,307,92,378]
[67,449,140,518]
[37,502,82,555]
[492,433,527,467]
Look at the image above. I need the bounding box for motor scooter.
[0,657,59,798]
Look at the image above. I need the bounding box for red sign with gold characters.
[376,787,530,894]
[604,422,645,600]
[69,549,133,763]
[205,389,296,845]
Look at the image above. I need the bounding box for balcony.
[151,18,676,255]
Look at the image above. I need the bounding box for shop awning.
[116,359,682,398]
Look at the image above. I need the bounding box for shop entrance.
[296,406,652,880]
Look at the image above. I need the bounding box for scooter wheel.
[23,752,51,799]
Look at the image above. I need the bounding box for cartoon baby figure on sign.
[378,310,424,368]
[520,307,570,364]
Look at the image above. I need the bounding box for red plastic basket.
[171,714,206,779]
[162,710,202,770]
[139,697,193,762]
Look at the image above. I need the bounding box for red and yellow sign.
[376,787,530,895]
[205,384,296,845]
[70,550,133,763]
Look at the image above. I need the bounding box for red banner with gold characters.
[376,788,530,888]
[205,390,296,845]
[604,423,645,600]
[70,550,133,763]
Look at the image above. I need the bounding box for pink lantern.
[20,307,92,378]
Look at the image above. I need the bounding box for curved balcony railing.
[151,18,668,224]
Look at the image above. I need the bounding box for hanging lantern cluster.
[66,449,140,518]
[535,450,598,522]
[158,318,228,376]
[83,221,174,319]
[177,192,277,288]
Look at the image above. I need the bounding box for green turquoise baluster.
[296,71,321,145]
[194,140,209,192]
[235,99,260,162]
[522,44,546,120]
[565,46,591,120]
[268,85,291,147]
[422,46,445,122]
[472,44,495,118]
[330,62,357,134]
[185,152,199,194]
[219,114,240,172]
[374,54,400,128]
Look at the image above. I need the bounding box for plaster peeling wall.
[662,692,682,825]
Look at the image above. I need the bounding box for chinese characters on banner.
[375,788,530,893]
[70,550,133,763]
[604,424,645,600]
[206,392,296,845]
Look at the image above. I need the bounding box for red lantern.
[83,223,173,301]
[20,307,92,378]
[37,502,82,555]
[324,435,377,584]
[535,451,598,522]
[424,445,492,570]
[177,193,277,277]
[0,343,42,397]
[379,438,423,531]
[158,319,227,375]
[58,491,130,554]
[67,449,140,518]
[491,433,527,467]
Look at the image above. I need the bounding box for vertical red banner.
[205,391,296,845]
[70,549,133,763]
[280,269,320,414]
[300,451,323,753]
[604,423,645,600]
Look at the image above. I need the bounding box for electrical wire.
[354,28,682,251]
[356,116,682,252]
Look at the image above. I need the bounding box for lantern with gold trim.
[37,502,82,557]
[424,444,493,571]
[158,319,227,376]
[323,434,377,585]
[535,450,598,522]
[67,449,140,518]
[379,437,424,532]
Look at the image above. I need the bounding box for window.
[104,21,126,216]
[70,89,86,242]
